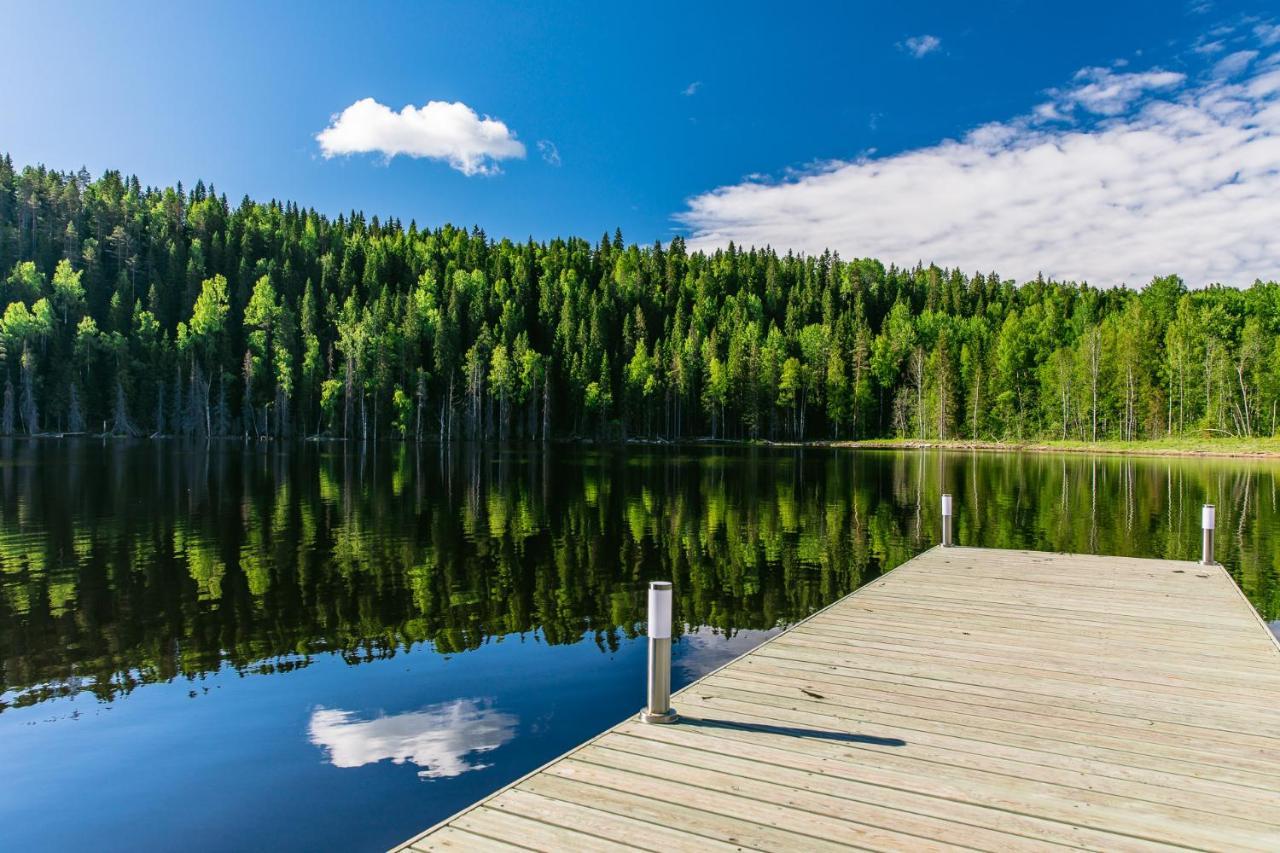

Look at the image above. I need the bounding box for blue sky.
[2,0,1278,285]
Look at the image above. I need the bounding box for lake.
[1,441,1277,851]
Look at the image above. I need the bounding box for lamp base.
[639,708,679,724]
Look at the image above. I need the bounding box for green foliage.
[1,154,1279,439]
[320,378,343,430]
[49,259,85,326]
[3,261,44,305]
[392,386,413,437]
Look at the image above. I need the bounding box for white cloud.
[1044,66,1185,116]
[316,99,525,176]
[900,35,941,59]
[1213,49,1257,77]
[683,81,703,96]
[1258,23,1280,46]
[537,139,561,167]
[308,698,517,779]
[677,44,1280,288]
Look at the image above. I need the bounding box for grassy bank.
[819,436,1280,459]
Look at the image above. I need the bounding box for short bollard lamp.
[941,493,953,547]
[1201,504,1216,566]
[640,580,677,723]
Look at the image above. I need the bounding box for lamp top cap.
[649,581,673,590]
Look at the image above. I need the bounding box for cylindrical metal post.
[640,581,677,723]
[1200,504,1216,566]
[941,493,953,547]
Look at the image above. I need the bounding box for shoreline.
[7,432,1280,460]
[625,434,1280,459]
[810,437,1280,460]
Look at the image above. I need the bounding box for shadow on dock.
[681,716,907,747]
[398,547,1280,852]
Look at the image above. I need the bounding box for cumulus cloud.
[316,99,525,176]
[900,35,941,58]
[677,41,1280,288]
[308,699,517,779]
[537,139,561,167]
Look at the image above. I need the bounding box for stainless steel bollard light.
[640,580,678,724]
[941,493,953,547]
[1201,504,1216,566]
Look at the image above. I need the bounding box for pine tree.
[188,364,208,438]
[19,342,37,434]
[241,350,255,438]
[171,364,185,437]
[153,382,166,436]
[213,373,231,437]
[112,381,137,436]
[1,379,13,434]
[67,383,84,433]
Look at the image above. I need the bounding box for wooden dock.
[396,547,1280,852]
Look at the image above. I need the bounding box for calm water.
[1,441,1277,851]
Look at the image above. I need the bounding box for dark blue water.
[1,441,1276,851]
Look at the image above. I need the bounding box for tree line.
[2,153,1279,443]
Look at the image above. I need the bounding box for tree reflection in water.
[1,439,1276,711]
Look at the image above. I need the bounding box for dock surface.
[396,547,1280,851]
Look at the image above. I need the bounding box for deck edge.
[1215,561,1280,655]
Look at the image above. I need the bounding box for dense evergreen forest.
[2,153,1279,444]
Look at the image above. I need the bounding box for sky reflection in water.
[309,698,518,779]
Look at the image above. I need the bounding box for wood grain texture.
[394,546,1280,852]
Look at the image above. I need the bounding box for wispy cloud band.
[678,39,1280,287]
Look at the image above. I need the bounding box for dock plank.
[393,546,1280,851]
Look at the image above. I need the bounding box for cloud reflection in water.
[309,698,517,779]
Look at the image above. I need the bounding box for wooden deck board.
[394,546,1280,852]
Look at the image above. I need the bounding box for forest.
[2,153,1279,444]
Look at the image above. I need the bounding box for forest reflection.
[0,440,1276,710]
